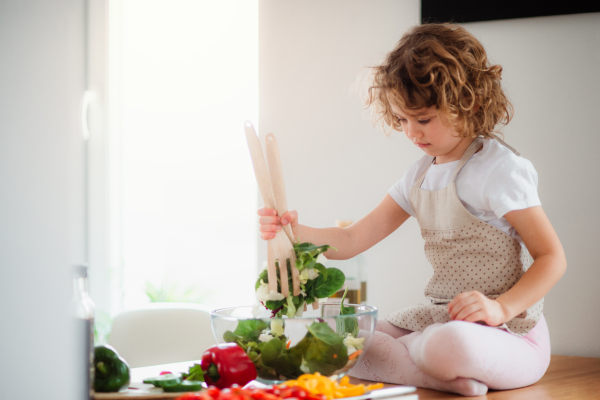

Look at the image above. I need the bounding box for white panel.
[87,0,112,318]
[0,0,87,398]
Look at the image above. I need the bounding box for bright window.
[114,0,258,310]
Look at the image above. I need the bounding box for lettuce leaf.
[256,242,344,317]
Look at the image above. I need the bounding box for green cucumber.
[143,373,182,387]
[162,380,204,392]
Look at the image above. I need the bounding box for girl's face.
[390,102,474,164]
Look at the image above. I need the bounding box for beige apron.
[387,137,543,337]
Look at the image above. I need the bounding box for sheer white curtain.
[112,0,258,311]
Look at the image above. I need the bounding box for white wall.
[259,1,600,357]
[0,1,86,398]
[464,13,600,357]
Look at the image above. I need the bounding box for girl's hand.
[257,207,298,240]
[447,291,509,327]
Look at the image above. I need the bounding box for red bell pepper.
[201,343,257,389]
[174,385,327,400]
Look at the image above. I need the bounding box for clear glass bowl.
[211,303,377,384]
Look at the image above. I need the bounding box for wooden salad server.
[264,133,301,297]
[244,122,297,298]
[264,133,295,244]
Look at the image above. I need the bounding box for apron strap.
[414,156,435,188]
[414,138,483,188]
[413,135,520,188]
[450,137,485,182]
[490,133,521,156]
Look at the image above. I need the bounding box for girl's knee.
[414,321,481,379]
[423,321,479,357]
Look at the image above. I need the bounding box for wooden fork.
[245,122,300,298]
[264,133,301,297]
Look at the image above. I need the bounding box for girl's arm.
[448,206,567,326]
[258,193,410,260]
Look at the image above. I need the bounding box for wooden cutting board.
[93,382,202,399]
[94,360,202,399]
[94,361,419,400]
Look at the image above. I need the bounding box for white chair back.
[108,303,216,368]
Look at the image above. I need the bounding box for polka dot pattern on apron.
[386,138,543,337]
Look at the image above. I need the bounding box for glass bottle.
[73,265,95,399]
[326,220,368,304]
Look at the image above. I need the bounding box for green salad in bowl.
[211,242,377,383]
[211,302,377,383]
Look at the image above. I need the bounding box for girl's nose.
[405,122,422,139]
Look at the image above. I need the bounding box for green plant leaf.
[258,242,344,314]
[338,287,359,337]
[260,337,283,365]
[261,337,303,379]
[265,299,285,310]
[144,279,211,304]
[233,320,269,342]
[340,287,354,315]
[255,269,269,290]
[295,322,348,375]
[182,363,205,382]
[313,268,345,298]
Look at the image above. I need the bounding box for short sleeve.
[388,160,420,218]
[484,155,541,218]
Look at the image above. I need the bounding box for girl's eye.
[395,117,407,124]
[418,119,431,125]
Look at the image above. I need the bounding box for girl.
[257,24,566,396]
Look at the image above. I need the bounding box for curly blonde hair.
[367,23,513,138]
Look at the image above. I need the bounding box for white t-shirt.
[388,138,541,244]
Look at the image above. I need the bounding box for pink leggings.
[349,315,551,396]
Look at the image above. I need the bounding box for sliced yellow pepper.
[365,383,384,391]
[282,372,384,399]
[334,386,364,397]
